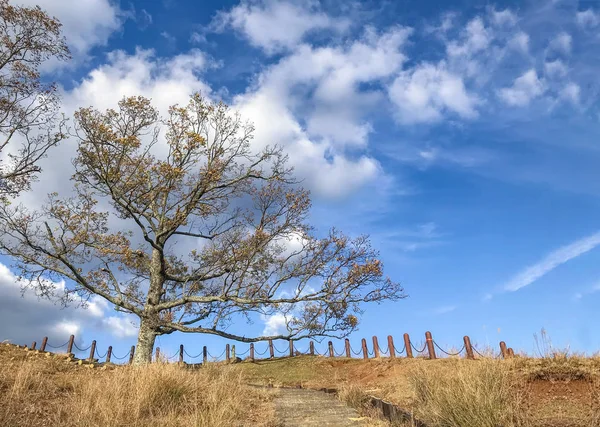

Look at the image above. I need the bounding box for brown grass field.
[1,341,599,426]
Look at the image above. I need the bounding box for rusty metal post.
[464,336,474,360]
[269,340,274,359]
[499,341,508,359]
[106,346,112,363]
[128,345,135,364]
[309,341,315,356]
[388,336,395,359]
[372,336,380,358]
[30,341,36,350]
[226,344,230,362]
[203,346,207,364]
[289,341,294,357]
[250,343,255,361]
[88,340,96,361]
[361,338,368,360]
[425,331,436,359]
[66,335,75,355]
[345,338,351,358]
[327,341,333,357]
[40,337,48,352]
[155,347,160,362]
[403,333,413,358]
[179,344,184,363]
[507,348,514,358]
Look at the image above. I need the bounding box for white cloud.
[19,0,123,68]
[0,262,137,346]
[234,27,411,198]
[561,82,580,104]
[576,9,599,30]
[544,59,568,78]
[389,62,479,123]
[212,0,349,54]
[433,305,457,315]
[189,31,206,45]
[508,32,530,53]
[503,231,600,292]
[573,281,600,301]
[490,9,517,27]
[262,313,288,336]
[447,17,492,58]
[498,69,545,106]
[549,32,572,55]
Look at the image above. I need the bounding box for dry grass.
[0,343,275,427]
[407,358,528,427]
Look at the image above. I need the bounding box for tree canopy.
[0,92,403,364]
[0,0,69,201]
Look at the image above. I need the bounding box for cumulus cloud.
[211,0,349,54]
[576,9,599,30]
[446,17,492,58]
[548,32,572,55]
[0,262,137,346]
[389,62,479,123]
[508,32,530,53]
[544,59,568,78]
[503,231,600,292]
[490,8,517,27]
[19,0,124,68]
[498,69,545,106]
[262,313,288,335]
[233,27,411,198]
[560,82,581,104]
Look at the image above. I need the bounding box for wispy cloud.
[504,231,600,292]
[573,281,600,301]
[433,305,457,315]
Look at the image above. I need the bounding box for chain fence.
[433,340,465,357]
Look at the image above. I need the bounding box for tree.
[0,0,70,201]
[0,94,403,364]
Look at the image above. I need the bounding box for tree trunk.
[132,317,158,365]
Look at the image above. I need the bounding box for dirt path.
[272,387,365,426]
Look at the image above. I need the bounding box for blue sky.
[1,0,600,361]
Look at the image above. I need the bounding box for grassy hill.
[1,342,599,426]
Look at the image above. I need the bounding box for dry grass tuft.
[0,343,275,427]
[408,358,528,427]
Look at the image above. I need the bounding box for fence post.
[361,338,368,360]
[67,335,75,355]
[345,338,351,358]
[289,341,294,357]
[425,331,436,359]
[232,345,236,361]
[179,344,184,363]
[226,344,230,362]
[507,347,514,358]
[309,341,315,356]
[203,346,207,364]
[372,336,380,358]
[463,336,474,359]
[328,341,334,357]
[106,346,112,363]
[499,341,508,359]
[40,337,48,352]
[30,341,36,350]
[388,336,395,359]
[88,340,96,361]
[269,340,274,359]
[155,347,160,362]
[404,333,413,358]
[128,345,135,364]
[250,343,254,361]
